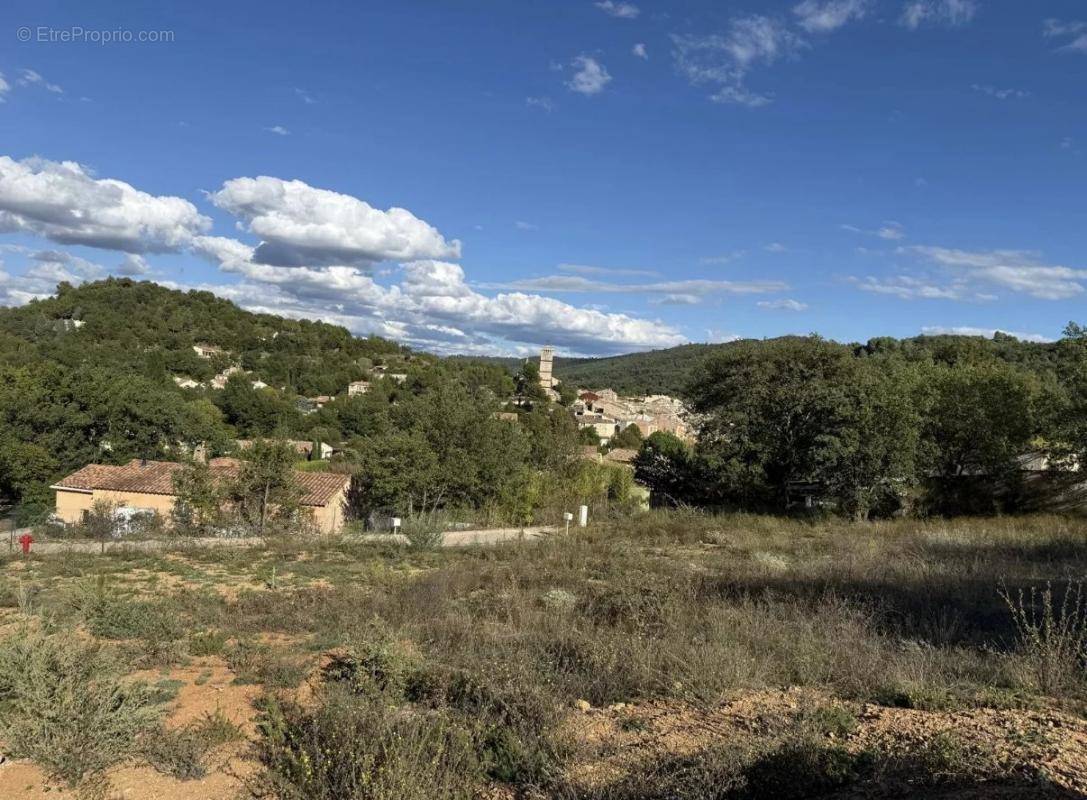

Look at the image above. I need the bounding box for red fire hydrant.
[18,534,32,555]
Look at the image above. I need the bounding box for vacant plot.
[0,511,1086,799]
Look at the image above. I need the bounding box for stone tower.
[539,346,555,392]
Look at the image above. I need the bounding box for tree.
[171,460,223,533]
[687,338,859,510]
[632,432,702,507]
[578,426,601,446]
[228,440,302,535]
[609,423,643,450]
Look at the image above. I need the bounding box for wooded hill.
[0,278,410,397]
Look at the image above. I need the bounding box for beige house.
[52,457,350,535]
[348,380,371,396]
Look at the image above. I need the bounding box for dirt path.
[21,525,555,555]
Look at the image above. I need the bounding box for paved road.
[11,526,555,556]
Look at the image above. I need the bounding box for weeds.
[1000,579,1087,693]
[252,688,481,800]
[140,710,243,780]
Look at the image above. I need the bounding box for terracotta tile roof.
[53,458,349,508]
[605,448,638,464]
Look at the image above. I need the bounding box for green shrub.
[0,628,162,787]
[140,710,242,780]
[188,628,228,656]
[227,640,310,688]
[252,688,481,800]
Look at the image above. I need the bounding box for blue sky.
[1,0,1085,355]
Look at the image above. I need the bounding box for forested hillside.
[0,278,409,396]
[552,334,1077,397]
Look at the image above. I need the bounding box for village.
[44,345,689,537]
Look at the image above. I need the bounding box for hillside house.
[577,414,619,443]
[52,457,349,534]
[348,380,371,396]
[173,376,201,389]
[192,343,224,359]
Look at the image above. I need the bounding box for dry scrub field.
[1,512,1087,799]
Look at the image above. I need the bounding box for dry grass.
[1,510,1085,796]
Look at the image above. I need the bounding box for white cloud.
[877,222,906,240]
[190,240,685,354]
[116,253,151,275]
[0,156,211,253]
[567,56,612,95]
[490,274,788,296]
[595,0,639,19]
[632,43,648,59]
[700,250,746,265]
[525,96,556,112]
[793,0,869,33]
[757,298,808,311]
[671,17,805,107]
[0,74,10,103]
[558,263,660,278]
[1043,19,1087,52]
[970,83,1029,100]
[264,125,291,136]
[849,274,981,301]
[208,176,461,267]
[900,0,977,30]
[652,293,703,305]
[910,246,1087,300]
[17,69,63,93]
[764,242,788,252]
[294,88,316,104]
[921,326,1051,343]
[842,221,906,240]
[514,220,538,231]
[0,249,109,306]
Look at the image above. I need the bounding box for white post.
[563,511,573,535]
[578,505,588,528]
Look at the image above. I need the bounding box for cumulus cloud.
[0,250,107,306]
[793,0,869,33]
[595,0,639,19]
[900,0,977,30]
[208,176,462,267]
[921,326,1051,343]
[0,156,211,253]
[632,43,648,59]
[0,74,10,102]
[190,239,684,354]
[757,298,808,311]
[116,253,151,275]
[671,17,805,106]
[567,55,612,95]
[264,125,291,136]
[1043,19,1087,52]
